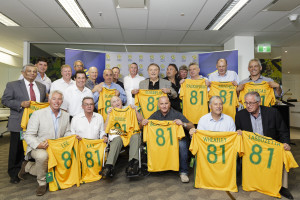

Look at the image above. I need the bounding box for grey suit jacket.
[139,78,177,99]
[24,107,71,156]
[1,79,47,132]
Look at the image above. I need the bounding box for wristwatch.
[183,123,187,128]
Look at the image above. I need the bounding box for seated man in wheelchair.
[100,96,143,178]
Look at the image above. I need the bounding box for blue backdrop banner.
[65,48,106,83]
[198,50,238,77]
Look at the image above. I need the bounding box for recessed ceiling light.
[56,0,92,28]
[285,50,288,53]
[206,0,249,30]
[0,13,19,26]
[180,13,185,16]
[0,46,18,56]
[288,71,290,73]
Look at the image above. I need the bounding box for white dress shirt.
[124,74,145,106]
[20,72,51,93]
[50,78,75,93]
[23,79,41,102]
[208,70,240,84]
[197,113,236,132]
[61,85,93,116]
[71,112,105,139]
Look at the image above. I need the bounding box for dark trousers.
[8,132,24,178]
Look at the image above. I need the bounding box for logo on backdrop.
[171,55,176,62]
[150,55,154,62]
[117,64,122,69]
[106,54,110,61]
[192,55,197,62]
[139,64,144,72]
[106,64,111,69]
[182,55,186,62]
[160,55,165,62]
[117,54,122,61]
[161,64,166,69]
[128,55,132,62]
[139,55,143,62]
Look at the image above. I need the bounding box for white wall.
[0,63,22,97]
[282,73,300,101]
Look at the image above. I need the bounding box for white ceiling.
[1,0,300,71]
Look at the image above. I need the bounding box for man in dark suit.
[1,63,47,184]
[235,91,292,199]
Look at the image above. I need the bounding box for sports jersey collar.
[209,113,224,122]
[248,75,263,81]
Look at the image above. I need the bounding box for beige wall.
[0,63,22,97]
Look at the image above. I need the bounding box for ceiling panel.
[145,30,187,44]
[79,0,120,28]
[123,29,147,43]
[54,28,123,43]
[223,0,273,31]
[148,0,206,30]
[117,8,148,29]
[190,0,228,30]
[236,11,288,32]
[21,0,75,28]
[0,0,47,27]
[254,31,297,45]
[181,30,232,44]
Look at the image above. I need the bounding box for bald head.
[88,67,98,81]
[103,69,113,84]
[158,96,171,115]
[110,96,122,109]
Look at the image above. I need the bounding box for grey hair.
[21,63,37,72]
[209,96,223,105]
[244,92,261,102]
[73,60,84,67]
[82,96,94,104]
[49,90,64,101]
[248,58,262,67]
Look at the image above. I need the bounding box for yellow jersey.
[134,89,167,119]
[180,79,209,124]
[209,82,238,120]
[79,138,107,183]
[98,87,116,122]
[143,120,185,172]
[189,130,242,192]
[47,135,80,191]
[239,81,276,107]
[105,106,140,147]
[20,101,49,153]
[241,131,298,198]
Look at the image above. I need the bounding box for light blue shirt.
[250,108,263,136]
[93,82,127,108]
[197,113,236,132]
[208,70,239,84]
[50,109,62,139]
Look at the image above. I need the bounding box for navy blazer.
[1,79,47,132]
[235,106,290,144]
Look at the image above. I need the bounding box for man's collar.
[249,75,262,80]
[209,113,224,122]
[218,71,228,77]
[23,78,36,86]
[50,107,62,118]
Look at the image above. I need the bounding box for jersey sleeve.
[21,108,29,130]
[189,133,198,156]
[237,134,244,157]
[143,124,148,143]
[131,109,140,134]
[134,93,139,107]
[46,143,57,170]
[176,125,185,140]
[283,150,299,172]
[179,82,185,100]
[105,110,114,133]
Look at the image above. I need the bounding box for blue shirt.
[208,70,239,83]
[50,109,62,139]
[197,113,236,132]
[93,82,127,108]
[250,108,263,136]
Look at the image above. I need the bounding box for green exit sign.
[257,44,271,53]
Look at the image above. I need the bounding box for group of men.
[1,57,293,199]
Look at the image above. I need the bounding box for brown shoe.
[36,185,47,196]
[18,160,28,180]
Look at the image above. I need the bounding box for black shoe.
[10,177,20,184]
[280,187,294,199]
[127,159,139,177]
[100,164,114,179]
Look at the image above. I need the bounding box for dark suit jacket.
[235,106,289,144]
[1,79,47,132]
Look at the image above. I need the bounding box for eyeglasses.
[245,101,258,106]
[83,103,94,107]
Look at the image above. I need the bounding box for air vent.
[116,0,146,8]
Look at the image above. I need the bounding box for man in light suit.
[136,63,177,99]
[1,63,47,184]
[20,90,71,196]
